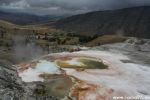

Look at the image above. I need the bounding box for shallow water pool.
[18,60,61,82]
[56,57,108,69]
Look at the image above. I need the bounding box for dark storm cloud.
[0,0,150,15]
[0,0,18,4]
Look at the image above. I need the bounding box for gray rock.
[0,60,28,100]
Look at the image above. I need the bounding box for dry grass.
[35,40,49,47]
[86,35,127,47]
[0,20,18,29]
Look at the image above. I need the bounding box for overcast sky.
[0,0,150,15]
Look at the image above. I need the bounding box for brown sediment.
[16,61,39,72]
[30,61,39,69]
[70,81,98,100]
[39,73,67,80]
[39,73,52,79]
[75,68,85,71]
[70,80,114,100]
[16,63,30,72]
[55,85,65,90]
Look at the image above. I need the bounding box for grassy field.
[86,35,127,47]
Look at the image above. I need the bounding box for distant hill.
[0,10,64,25]
[55,6,150,38]
[0,20,18,28]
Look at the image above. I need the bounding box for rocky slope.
[55,6,150,38]
[0,60,27,100]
